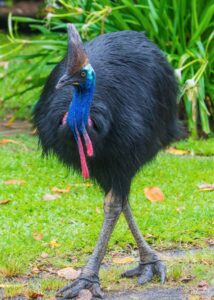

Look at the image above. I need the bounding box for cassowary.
[34,24,181,299]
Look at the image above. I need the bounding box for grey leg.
[122,203,166,284]
[56,190,122,299]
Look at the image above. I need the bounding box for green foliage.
[0,133,213,274]
[0,0,213,135]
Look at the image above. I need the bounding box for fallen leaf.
[49,239,60,248]
[52,186,70,193]
[0,199,10,205]
[32,230,43,241]
[180,275,195,283]
[112,257,135,264]
[96,207,101,214]
[0,139,28,150]
[31,128,37,135]
[199,259,213,265]
[4,179,26,185]
[144,187,165,202]
[57,267,81,280]
[176,206,185,213]
[166,147,190,155]
[197,281,208,291]
[197,183,214,191]
[77,289,92,300]
[145,233,154,238]
[5,116,16,127]
[31,266,40,274]
[27,291,44,299]
[41,252,49,259]
[43,193,60,201]
[206,238,214,246]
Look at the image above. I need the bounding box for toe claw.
[55,276,102,299]
[91,283,104,298]
[155,262,166,284]
[122,265,141,278]
[138,265,153,285]
[122,260,166,285]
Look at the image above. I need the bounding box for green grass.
[174,137,214,156]
[0,133,213,297]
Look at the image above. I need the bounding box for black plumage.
[34,27,181,299]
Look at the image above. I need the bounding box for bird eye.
[80,71,86,78]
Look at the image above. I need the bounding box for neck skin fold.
[67,80,95,179]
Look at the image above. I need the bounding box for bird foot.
[55,274,104,299]
[122,260,166,285]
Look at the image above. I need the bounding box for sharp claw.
[138,265,153,285]
[91,283,104,298]
[122,260,166,285]
[154,261,166,284]
[56,277,103,299]
[122,266,141,278]
[62,281,86,299]
[56,281,76,294]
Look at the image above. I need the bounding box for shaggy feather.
[34,30,181,201]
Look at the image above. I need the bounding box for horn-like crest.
[67,24,88,75]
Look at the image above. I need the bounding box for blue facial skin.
[67,64,96,138]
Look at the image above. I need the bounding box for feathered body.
[34,30,180,200]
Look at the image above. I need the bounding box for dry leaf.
[49,239,60,248]
[27,291,44,299]
[180,275,195,283]
[176,206,185,213]
[144,187,165,202]
[32,230,43,241]
[57,267,81,280]
[145,233,154,238]
[31,266,40,274]
[0,199,10,205]
[52,186,70,193]
[197,183,214,191]
[41,252,49,259]
[166,147,190,155]
[43,193,60,201]
[206,238,214,246]
[197,281,208,291]
[77,289,92,300]
[0,139,28,150]
[112,256,135,264]
[96,207,101,214]
[200,259,212,265]
[4,179,26,185]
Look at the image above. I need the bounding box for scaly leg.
[56,190,122,299]
[122,203,166,284]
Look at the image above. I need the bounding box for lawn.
[0,133,213,298]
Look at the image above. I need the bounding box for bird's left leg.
[122,203,166,284]
[56,190,122,299]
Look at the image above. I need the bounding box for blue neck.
[67,82,95,137]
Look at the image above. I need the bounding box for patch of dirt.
[0,119,33,135]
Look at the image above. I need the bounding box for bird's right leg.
[122,203,166,284]
[56,190,122,299]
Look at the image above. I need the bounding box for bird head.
[56,24,95,91]
[55,24,96,180]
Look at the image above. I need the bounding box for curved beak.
[56,74,79,89]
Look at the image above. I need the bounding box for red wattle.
[76,127,89,179]
[83,131,93,157]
